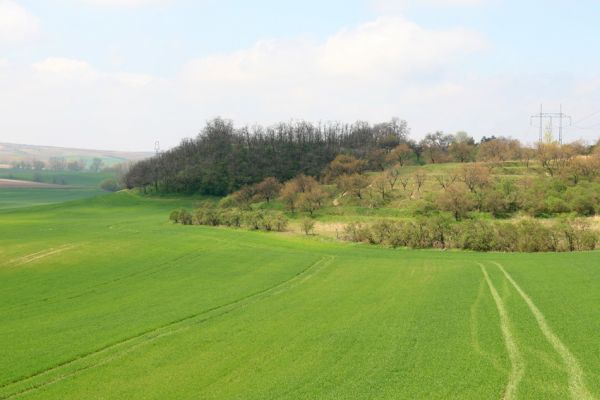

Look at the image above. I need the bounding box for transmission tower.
[530,104,572,144]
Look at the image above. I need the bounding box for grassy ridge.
[0,193,598,399]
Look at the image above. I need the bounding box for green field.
[0,188,104,210]
[1,193,599,399]
[0,169,114,187]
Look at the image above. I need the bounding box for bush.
[180,206,288,233]
[169,209,181,224]
[301,218,316,235]
[343,222,372,242]
[100,178,120,192]
[340,217,598,253]
[179,209,192,225]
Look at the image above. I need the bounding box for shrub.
[220,209,243,227]
[343,222,372,242]
[169,209,181,224]
[179,209,192,225]
[100,178,120,192]
[455,220,495,251]
[301,218,316,235]
[272,213,288,232]
[514,220,555,252]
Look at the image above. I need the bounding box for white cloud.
[180,17,484,124]
[181,17,484,88]
[0,15,597,151]
[0,0,40,45]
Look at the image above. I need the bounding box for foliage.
[301,218,316,235]
[171,206,288,232]
[124,118,410,195]
[99,178,120,192]
[342,217,598,252]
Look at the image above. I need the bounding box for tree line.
[9,157,106,172]
[125,117,599,196]
[125,117,411,195]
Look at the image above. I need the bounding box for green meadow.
[0,169,113,187]
[0,188,103,210]
[0,192,599,399]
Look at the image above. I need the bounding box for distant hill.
[0,142,151,168]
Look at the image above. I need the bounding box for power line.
[530,104,572,144]
[573,109,600,125]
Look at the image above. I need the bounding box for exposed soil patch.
[0,179,68,188]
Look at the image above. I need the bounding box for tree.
[366,148,387,171]
[230,185,256,209]
[89,158,104,173]
[521,146,535,169]
[337,174,369,199]
[460,163,490,193]
[372,174,389,201]
[413,169,427,192]
[434,172,458,191]
[387,143,414,166]
[253,177,281,203]
[536,143,574,176]
[437,185,475,220]
[67,159,85,171]
[48,157,67,171]
[280,181,299,212]
[323,154,367,182]
[419,132,453,164]
[449,132,475,162]
[478,138,521,164]
[279,174,321,213]
[298,185,326,215]
[32,160,45,170]
[399,175,412,194]
[384,165,401,190]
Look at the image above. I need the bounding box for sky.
[1,0,600,151]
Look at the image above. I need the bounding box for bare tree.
[384,165,402,190]
[413,169,427,192]
[434,172,458,191]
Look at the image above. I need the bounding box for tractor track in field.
[469,277,505,375]
[493,262,596,400]
[479,264,524,400]
[0,255,334,400]
[2,251,204,312]
[4,244,79,268]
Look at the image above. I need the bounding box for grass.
[0,192,599,399]
[0,169,114,187]
[0,188,105,210]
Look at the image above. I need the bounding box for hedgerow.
[342,217,598,252]
[170,207,288,232]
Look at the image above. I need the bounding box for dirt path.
[493,262,595,400]
[480,264,524,400]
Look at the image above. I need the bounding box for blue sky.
[1,0,599,150]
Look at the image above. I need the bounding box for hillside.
[0,142,151,168]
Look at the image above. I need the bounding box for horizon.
[1,0,600,151]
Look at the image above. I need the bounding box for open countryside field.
[0,169,114,187]
[0,171,107,210]
[1,193,599,399]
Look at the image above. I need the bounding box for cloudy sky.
[1,0,599,151]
